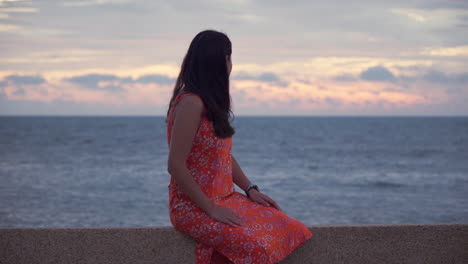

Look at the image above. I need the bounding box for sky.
[1,0,467,116]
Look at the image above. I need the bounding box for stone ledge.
[1,223,467,264]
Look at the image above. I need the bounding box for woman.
[166,29,313,264]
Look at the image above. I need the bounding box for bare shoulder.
[179,94,203,108]
[173,94,204,120]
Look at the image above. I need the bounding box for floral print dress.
[167,92,313,264]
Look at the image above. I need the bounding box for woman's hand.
[247,189,283,212]
[207,204,246,227]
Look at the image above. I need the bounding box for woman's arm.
[167,95,215,214]
[232,154,258,196]
[232,154,282,211]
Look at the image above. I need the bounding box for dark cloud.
[258,72,280,82]
[64,73,122,91]
[65,73,117,83]
[1,72,177,95]
[64,73,176,91]
[63,73,175,92]
[233,72,277,81]
[3,74,46,85]
[135,74,176,85]
[360,66,396,82]
[332,68,468,87]
[423,70,468,84]
[0,75,46,99]
[232,72,289,87]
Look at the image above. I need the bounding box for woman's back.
[166,92,235,210]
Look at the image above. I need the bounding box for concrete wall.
[1,223,467,264]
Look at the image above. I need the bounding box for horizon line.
[1,114,467,118]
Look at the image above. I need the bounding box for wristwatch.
[245,184,259,198]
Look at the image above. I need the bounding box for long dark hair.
[165,29,235,138]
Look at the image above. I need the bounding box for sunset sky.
[1,0,467,116]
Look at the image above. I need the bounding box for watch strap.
[245,184,259,197]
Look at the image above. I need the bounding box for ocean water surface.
[0,116,467,227]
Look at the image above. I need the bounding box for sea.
[0,116,467,228]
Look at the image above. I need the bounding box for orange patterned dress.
[167,92,313,264]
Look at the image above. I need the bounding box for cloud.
[3,74,45,85]
[390,8,427,22]
[135,74,176,85]
[233,72,277,81]
[423,70,468,84]
[64,73,176,89]
[0,23,70,37]
[389,6,468,29]
[64,73,124,91]
[63,73,177,91]
[331,67,468,91]
[0,7,38,13]
[1,1,468,115]
[257,72,280,82]
[0,0,31,8]
[61,0,132,7]
[232,71,289,87]
[420,45,468,57]
[360,66,396,82]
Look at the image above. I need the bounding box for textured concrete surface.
[1,223,467,264]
